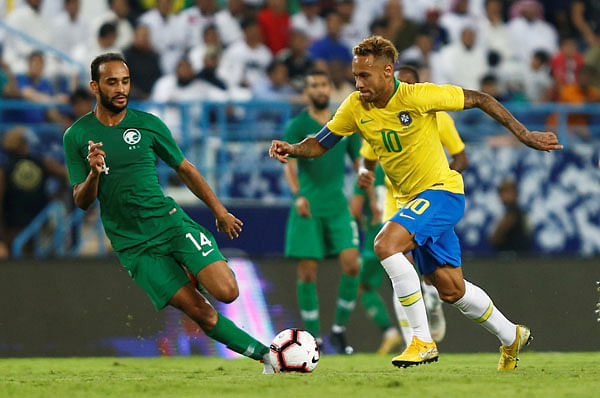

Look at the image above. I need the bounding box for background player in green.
[63,53,275,373]
[349,163,403,354]
[283,69,362,354]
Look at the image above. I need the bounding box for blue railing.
[2,99,600,257]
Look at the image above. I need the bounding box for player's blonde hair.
[353,36,398,64]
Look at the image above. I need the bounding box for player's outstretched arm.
[269,137,328,163]
[73,141,104,210]
[176,159,242,239]
[463,89,563,152]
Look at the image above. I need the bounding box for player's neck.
[93,106,127,127]
[374,79,397,108]
[308,106,330,125]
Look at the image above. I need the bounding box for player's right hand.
[295,196,312,218]
[269,140,293,163]
[357,168,375,190]
[216,212,243,239]
[87,140,106,176]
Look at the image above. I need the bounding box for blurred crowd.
[1,0,600,118]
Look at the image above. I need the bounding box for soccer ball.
[269,329,320,373]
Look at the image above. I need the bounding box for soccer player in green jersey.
[349,164,405,354]
[283,69,362,354]
[63,53,275,373]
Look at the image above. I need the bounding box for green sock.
[361,289,393,332]
[334,274,359,327]
[297,281,320,338]
[205,313,268,360]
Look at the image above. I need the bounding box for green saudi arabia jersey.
[354,164,386,239]
[63,109,186,251]
[284,111,361,216]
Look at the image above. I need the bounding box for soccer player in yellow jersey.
[356,65,468,348]
[270,36,562,370]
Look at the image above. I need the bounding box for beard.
[98,86,128,114]
[310,95,330,110]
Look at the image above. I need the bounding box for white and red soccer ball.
[269,329,320,373]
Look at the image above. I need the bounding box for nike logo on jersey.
[419,348,435,359]
[202,249,214,257]
[360,119,374,124]
[398,213,415,220]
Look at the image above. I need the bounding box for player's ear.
[89,80,98,95]
[383,63,394,79]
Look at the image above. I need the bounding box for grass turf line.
[1,352,599,398]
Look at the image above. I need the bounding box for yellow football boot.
[498,325,533,371]
[391,336,438,368]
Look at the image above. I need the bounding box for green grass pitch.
[1,352,599,398]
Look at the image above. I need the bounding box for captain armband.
[315,126,343,149]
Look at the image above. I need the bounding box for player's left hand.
[216,212,243,239]
[522,131,563,152]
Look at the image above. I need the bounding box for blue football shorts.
[389,189,465,275]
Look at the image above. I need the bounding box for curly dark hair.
[353,36,398,64]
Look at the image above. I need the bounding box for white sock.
[331,324,345,333]
[453,280,517,346]
[392,291,414,344]
[381,253,432,343]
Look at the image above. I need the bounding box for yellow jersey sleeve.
[327,92,359,136]
[403,83,464,114]
[437,111,465,155]
[359,139,378,161]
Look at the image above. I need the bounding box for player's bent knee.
[213,281,239,304]
[374,223,416,260]
[373,236,403,260]
[437,286,465,304]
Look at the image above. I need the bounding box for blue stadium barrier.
[12,201,66,258]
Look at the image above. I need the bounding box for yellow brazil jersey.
[330,80,465,205]
[361,111,466,220]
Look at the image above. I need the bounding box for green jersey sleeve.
[63,128,89,186]
[284,118,303,144]
[150,115,185,168]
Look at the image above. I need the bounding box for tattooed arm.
[463,89,563,151]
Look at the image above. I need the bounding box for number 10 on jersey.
[381,130,402,152]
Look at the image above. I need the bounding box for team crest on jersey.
[123,129,141,145]
[398,112,412,126]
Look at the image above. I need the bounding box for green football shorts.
[285,206,359,259]
[117,218,226,310]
